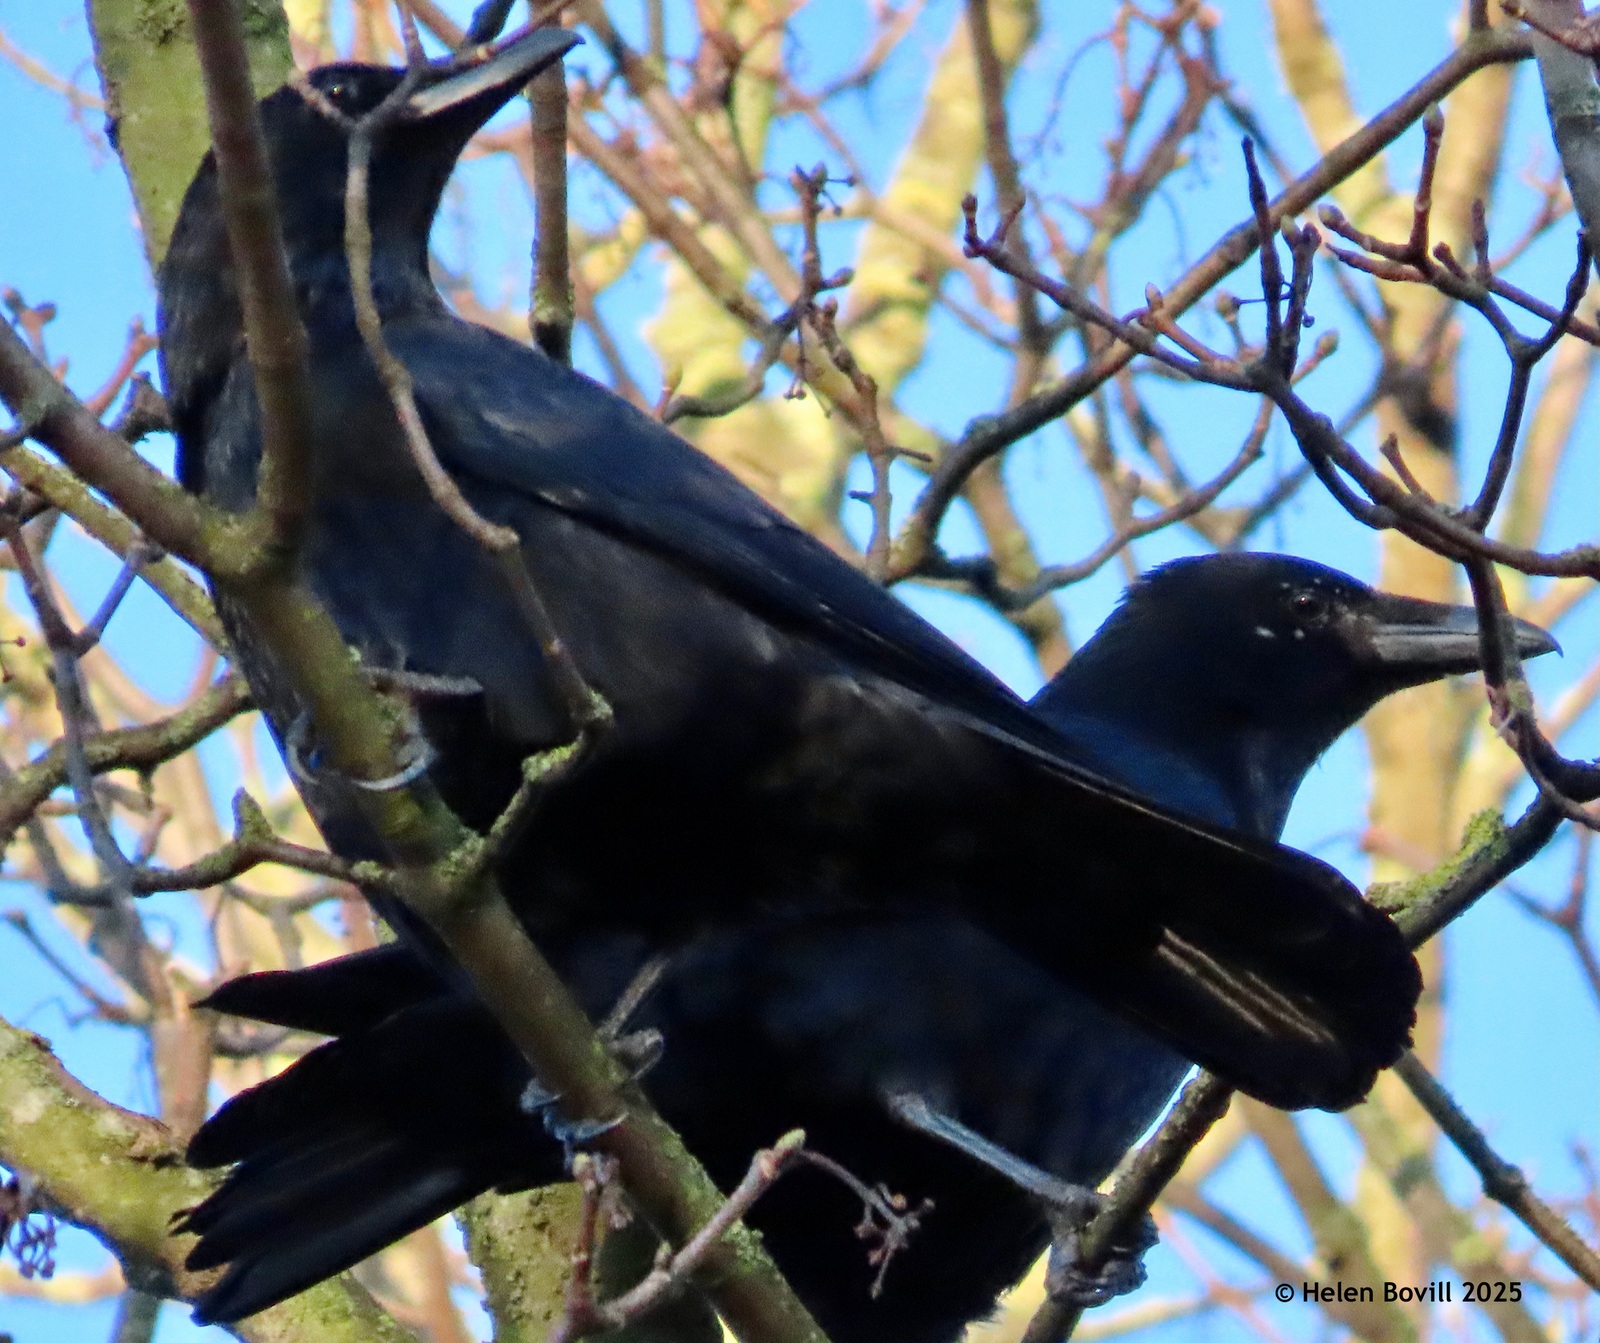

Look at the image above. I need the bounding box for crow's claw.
[519,1077,559,1117]
[1044,1201,1157,1309]
[519,1078,622,1165]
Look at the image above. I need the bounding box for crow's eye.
[1290,591,1326,620]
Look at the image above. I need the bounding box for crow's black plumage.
[181,555,1557,1338]
[160,37,1421,1123]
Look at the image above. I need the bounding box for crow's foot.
[518,1078,622,1165]
[885,1090,1155,1307]
[1044,1198,1156,1308]
[515,1025,659,1169]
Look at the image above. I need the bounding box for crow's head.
[1036,552,1557,834]
[256,29,579,260]
[159,27,579,490]
[1113,553,1556,714]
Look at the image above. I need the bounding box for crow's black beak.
[1363,593,1559,680]
[406,26,580,121]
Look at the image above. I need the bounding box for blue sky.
[0,3,1595,1341]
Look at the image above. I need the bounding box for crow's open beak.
[406,27,580,121]
[1363,593,1559,680]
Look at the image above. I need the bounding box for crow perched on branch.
[184,554,1556,1339]
[160,32,1420,1117]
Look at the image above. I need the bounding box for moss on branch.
[0,1011,415,1343]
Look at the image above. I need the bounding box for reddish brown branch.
[924,400,1272,608]
[892,23,1531,577]
[964,0,1045,361]
[81,320,158,419]
[550,1133,808,1343]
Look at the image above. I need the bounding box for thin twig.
[549,1132,809,1343]
[341,75,610,740]
[789,165,903,578]
[182,0,315,560]
[1020,1076,1233,1343]
[1506,827,1600,1006]
[0,675,250,852]
[924,399,1273,608]
[892,24,1531,578]
[529,58,574,364]
[793,1149,933,1298]
[1395,1052,1600,1290]
[3,517,137,896]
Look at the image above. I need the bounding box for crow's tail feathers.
[196,943,443,1038]
[180,994,551,1324]
[1130,857,1420,1112]
[987,760,1420,1112]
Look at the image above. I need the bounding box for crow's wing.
[387,319,1055,738]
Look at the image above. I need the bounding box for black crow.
[180,555,1556,1338]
